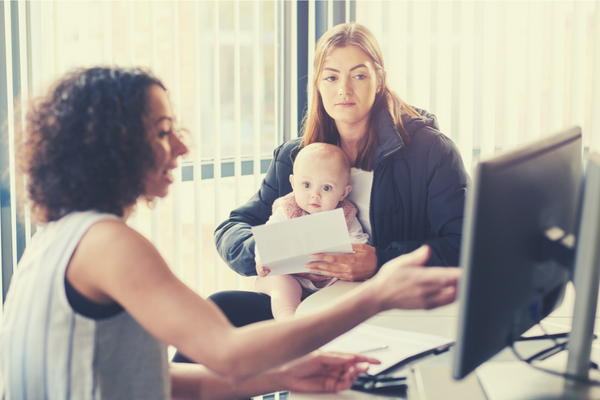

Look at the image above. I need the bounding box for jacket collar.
[292,107,438,168]
[374,108,404,168]
[374,107,440,167]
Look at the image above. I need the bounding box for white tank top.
[347,168,374,238]
[0,211,170,400]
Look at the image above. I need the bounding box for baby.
[254,142,369,320]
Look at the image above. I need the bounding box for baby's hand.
[256,260,270,277]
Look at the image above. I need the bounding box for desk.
[291,281,600,400]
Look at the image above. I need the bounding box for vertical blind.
[356,1,600,177]
[1,1,600,304]
[1,1,278,301]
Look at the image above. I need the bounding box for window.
[1,1,278,299]
[2,1,599,302]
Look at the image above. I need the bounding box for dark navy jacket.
[215,109,470,276]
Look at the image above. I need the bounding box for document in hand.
[251,208,353,275]
[321,323,454,375]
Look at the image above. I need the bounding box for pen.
[359,345,389,354]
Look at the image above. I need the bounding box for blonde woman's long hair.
[299,22,419,171]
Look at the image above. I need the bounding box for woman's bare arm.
[67,220,460,382]
[171,351,375,400]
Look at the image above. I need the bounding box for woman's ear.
[289,174,294,189]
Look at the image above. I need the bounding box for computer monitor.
[453,126,583,380]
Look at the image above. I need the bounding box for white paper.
[252,208,353,275]
[321,324,454,375]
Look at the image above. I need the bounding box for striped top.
[0,211,170,400]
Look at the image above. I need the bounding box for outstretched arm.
[171,351,376,400]
[70,218,460,384]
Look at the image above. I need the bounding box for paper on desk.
[321,324,454,375]
[252,208,353,275]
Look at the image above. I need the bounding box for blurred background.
[1,0,598,302]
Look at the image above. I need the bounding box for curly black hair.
[22,67,166,222]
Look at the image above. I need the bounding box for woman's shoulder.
[65,215,156,303]
[79,218,145,253]
[274,137,303,164]
[57,212,149,265]
[401,109,457,154]
[71,216,163,287]
[402,108,441,137]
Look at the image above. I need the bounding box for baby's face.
[290,156,351,214]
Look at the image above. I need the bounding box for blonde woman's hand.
[306,243,377,281]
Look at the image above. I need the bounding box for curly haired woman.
[0,67,460,400]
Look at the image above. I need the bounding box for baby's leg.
[254,275,303,320]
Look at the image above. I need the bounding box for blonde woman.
[205,22,469,332]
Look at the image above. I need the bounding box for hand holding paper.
[252,208,353,275]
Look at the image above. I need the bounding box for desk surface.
[291,281,600,400]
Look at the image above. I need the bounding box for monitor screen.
[453,126,583,379]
